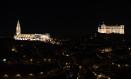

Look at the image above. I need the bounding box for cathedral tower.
[16,20,21,35]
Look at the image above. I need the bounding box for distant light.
[92,72,97,76]
[98,48,112,53]
[77,72,80,79]
[129,47,131,50]
[67,65,70,68]
[92,65,99,69]
[79,65,82,69]
[11,48,15,52]
[112,62,115,65]
[77,76,79,79]
[11,47,17,53]
[108,77,111,79]
[40,72,44,75]
[3,74,8,78]
[65,62,69,65]
[65,54,69,57]
[125,64,129,67]
[3,58,7,62]
[16,74,21,77]
[97,74,102,78]
[29,73,34,76]
[48,59,51,62]
[43,58,47,62]
[97,74,111,79]
[30,59,33,62]
[23,55,26,58]
[118,64,121,68]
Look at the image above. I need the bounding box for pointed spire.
[17,20,20,25]
[16,20,21,35]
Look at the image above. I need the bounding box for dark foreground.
[0,34,131,79]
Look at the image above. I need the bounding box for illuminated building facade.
[14,20,60,44]
[98,23,124,34]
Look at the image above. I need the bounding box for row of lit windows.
[14,36,61,45]
[98,29,124,34]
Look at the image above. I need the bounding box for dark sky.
[1,1,131,37]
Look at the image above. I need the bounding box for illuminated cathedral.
[14,20,60,44]
[98,23,125,34]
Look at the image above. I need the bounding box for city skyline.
[1,1,131,37]
[0,1,131,78]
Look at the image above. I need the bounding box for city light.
[79,65,82,69]
[30,58,33,62]
[29,73,34,76]
[48,58,51,62]
[3,74,8,78]
[40,72,44,75]
[97,47,112,53]
[92,64,99,69]
[16,74,21,77]
[128,47,131,50]
[3,58,7,62]
[125,64,129,67]
[97,73,111,79]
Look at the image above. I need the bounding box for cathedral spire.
[16,20,21,35]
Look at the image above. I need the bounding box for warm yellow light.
[14,20,61,45]
[98,23,124,34]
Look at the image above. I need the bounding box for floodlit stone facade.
[98,23,124,34]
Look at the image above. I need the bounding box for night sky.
[1,1,131,37]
